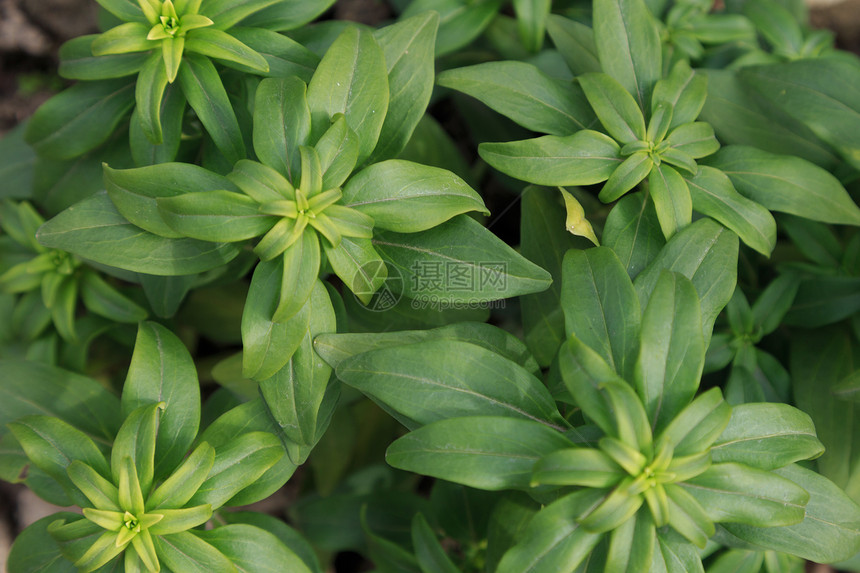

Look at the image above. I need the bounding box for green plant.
[3,0,860,571]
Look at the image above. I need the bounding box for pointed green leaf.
[153,531,237,572]
[157,190,277,242]
[184,28,268,72]
[579,72,647,144]
[111,403,162,496]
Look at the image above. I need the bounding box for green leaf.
[724,464,860,563]
[134,52,169,145]
[315,321,539,375]
[704,145,860,226]
[184,28,268,72]
[253,77,310,184]
[402,0,502,56]
[437,61,596,136]
[94,0,146,22]
[67,461,119,511]
[9,416,110,508]
[177,53,245,164]
[546,15,601,76]
[202,0,283,30]
[561,247,641,380]
[188,431,283,509]
[218,512,322,573]
[237,0,335,30]
[710,403,824,470]
[8,513,81,573]
[579,72,646,144]
[633,217,738,345]
[699,69,838,169]
[682,463,808,527]
[558,335,622,435]
[606,510,656,572]
[307,26,389,165]
[196,524,313,573]
[273,230,320,322]
[314,116,359,190]
[325,236,386,304]
[259,280,334,449]
[531,448,624,488]
[241,258,311,380]
[635,271,704,432]
[652,61,707,130]
[684,166,776,256]
[335,339,565,430]
[153,531,237,573]
[104,162,240,239]
[603,192,665,280]
[478,131,622,186]
[599,151,653,203]
[25,79,136,160]
[368,12,439,163]
[593,0,661,111]
[652,529,704,573]
[130,82,186,166]
[157,190,276,242]
[495,489,605,573]
[110,403,161,496]
[649,163,691,240]
[519,187,582,366]
[373,215,552,302]
[59,35,150,80]
[227,27,318,81]
[342,160,487,233]
[706,550,763,573]
[740,59,860,170]
[122,322,200,479]
[0,359,121,441]
[411,513,460,573]
[386,416,573,491]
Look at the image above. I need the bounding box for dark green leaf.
[437,61,596,136]
[59,35,149,80]
[386,416,573,490]
[411,513,460,573]
[237,0,337,31]
[158,190,277,242]
[402,0,503,56]
[197,524,313,573]
[153,531,237,573]
[253,76,310,183]
[579,72,646,144]
[603,192,665,280]
[228,27,319,81]
[649,163,692,240]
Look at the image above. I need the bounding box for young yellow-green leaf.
[147,505,212,536]
[146,442,214,510]
[91,22,154,56]
[664,484,713,548]
[342,160,487,233]
[635,271,704,432]
[593,0,661,111]
[652,62,707,130]
[704,145,860,226]
[75,530,128,572]
[580,477,644,533]
[118,456,146,515]
[386,416,574,490]
[335,339,566,430]
[67,461,120,511]
[437,61,596,136]
[601,379,653,451]
[605,509,656,572]
[307,26,389,165]
[158,190,278,243]
[559,187,599,246]
[479,131,622,186]
[325,236,386,304]
[657,387,731,455]
[122,322,200,479]
[228,159,294,203]
[184,28,268,73]
[579,72,646,144]
[324,205,374,239]
[710,403,824,470]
